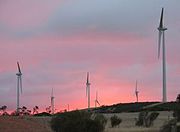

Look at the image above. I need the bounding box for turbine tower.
[95,91,100,108]
[158,8,168,102]
[16,62,22,112]
[135,80,139,103]
[51,88,55,114]
[67,104,69,112]
[86,72,91,109]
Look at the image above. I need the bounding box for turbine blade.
[159,8,164,28]
[51,88,53,97]
[86,72,90,97]
[96,91,98,100]
[158,31,162,59]
[17,62,21,74]
[86,86,88,97]
[135,80,137,93]
[20,76,22,94]
[86,72,89,84]
[97,100,100,106]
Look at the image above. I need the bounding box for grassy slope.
[0,116,52,132]
[93,101,180,113]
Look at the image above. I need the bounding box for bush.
[110,115,122,128]
[135,111,159,127]
[51,110,105,132]
[160,119,177,132]
[174,94,180,122]
[94,114,107,129]
[135,111,148,126]
[145,112,159,127]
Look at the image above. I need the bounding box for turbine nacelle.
[158,8,167,59]
[16,73,22,76]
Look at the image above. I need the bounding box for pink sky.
[0,0,180,112]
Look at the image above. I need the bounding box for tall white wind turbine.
[158,8,168,102]
[95,91,100,108]
[135,80,139,103]
[51,88,55,114]
[86,72,91,109]
[16,62,22,112]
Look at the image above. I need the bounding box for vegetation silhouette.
[110,115,122,128]
[51,110,106,132]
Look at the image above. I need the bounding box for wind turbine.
[135,80,139,103]
[51,88,55,114]
[86,72,91,109]
[16,62,22,112]
[158,8,168,102]
[95,91,100,108]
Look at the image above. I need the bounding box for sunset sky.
[0,0,180,112]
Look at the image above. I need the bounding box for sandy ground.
[0,111,174,132]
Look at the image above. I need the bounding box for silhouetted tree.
[1,105,7,112]
[22,106,27,113]
[46,106,51,114]
[33,106,39,114]
[174,94,180,122]
[176,94,180,102]
[26,110,31,115]
[0,105,8,116]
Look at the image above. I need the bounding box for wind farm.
[0,1,180,132]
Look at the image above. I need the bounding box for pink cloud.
[0,28,179,111]
[0,0,63,29]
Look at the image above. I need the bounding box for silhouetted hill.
[33,112,52,116]
[93,102,180,113]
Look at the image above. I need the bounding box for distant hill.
[92,102,180,113]
[33,112,52,117]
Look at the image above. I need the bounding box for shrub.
[135,111,159,127]
[51,110,105,132]
[160,119,177,132]
[110,115,122,128]
[174,94,180,122]
[145,112,159,127]
[135,111,148,126]
[94,114,107,129]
